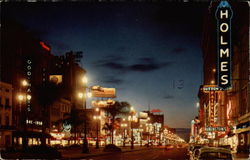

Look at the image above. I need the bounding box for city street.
[89,148,188,160]
[60,147,189,160]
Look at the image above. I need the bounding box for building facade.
[1,18,88,147]
[0,82,13,149]
[197,1,249,153]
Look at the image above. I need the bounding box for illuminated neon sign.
[40,41,51,51]
[62,120,72,132]
[215,0,233,90]
[26,59,32,112]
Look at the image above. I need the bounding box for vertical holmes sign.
[215,0,233,90]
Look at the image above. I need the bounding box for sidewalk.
[60,146,157,159]
[233,153,250,160]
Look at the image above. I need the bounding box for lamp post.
[129,107,136,149]
[146,117,151,147]
[121,122,127,147]
[139,126,143,147]
[18,79,29,149]
[80,76,91,153]
[93,107,100,149]
[130,118,134,149]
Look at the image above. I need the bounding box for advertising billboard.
[139,112,148,119]
[91,86,116,98]
[91,99,115,108]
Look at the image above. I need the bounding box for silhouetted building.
[51,52,86,110]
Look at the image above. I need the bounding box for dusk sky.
[3,2,209,128]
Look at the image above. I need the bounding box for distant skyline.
[3,2,209,128]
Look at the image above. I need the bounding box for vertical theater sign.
[215,0,233,90]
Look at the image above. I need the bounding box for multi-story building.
[0,82,14,149]
[51,52,86,110]
[226,2,250,153]
[198,1,249,152]
[1,18,54,146]
[1,18,88,147]
[142,111,164,144]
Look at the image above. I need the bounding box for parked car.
[188,144,203,159]
[190,148,201,160]
[195,147,233,160]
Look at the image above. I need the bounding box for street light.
[95,107,99,112]
[80,75,90,153]
[130,106,134,112]
[129,107,136,149]
[146,117,151,147]
[121,123,127,147]
[93,108,101,149]
[87,92,92,98]
[196,102,200,108]
[21,80,28,87]
[82,76,88,84]
[18,94,24,102]
[211,80,215,84]
[78,92,84,99]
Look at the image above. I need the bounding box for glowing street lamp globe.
[21,80,28,86]
[18,94,24,101]
[78,92,84,99]
[82,76,88,84]
[87,92,92,98]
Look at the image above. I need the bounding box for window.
[5,135,11,147]
[5,98,9,106]
[0,97,2,108]
[5,115,9,126]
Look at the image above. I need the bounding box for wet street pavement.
[85,148,189,160]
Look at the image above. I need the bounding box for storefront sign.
[202,85,223,92]
[209,91,215,125]
[205,126,226,132]
[215,0,233,90]
[26,119,43,126]
[26,59,32,112]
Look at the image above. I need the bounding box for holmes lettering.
[215,0,233,90]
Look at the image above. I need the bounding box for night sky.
[2,2,209,128]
